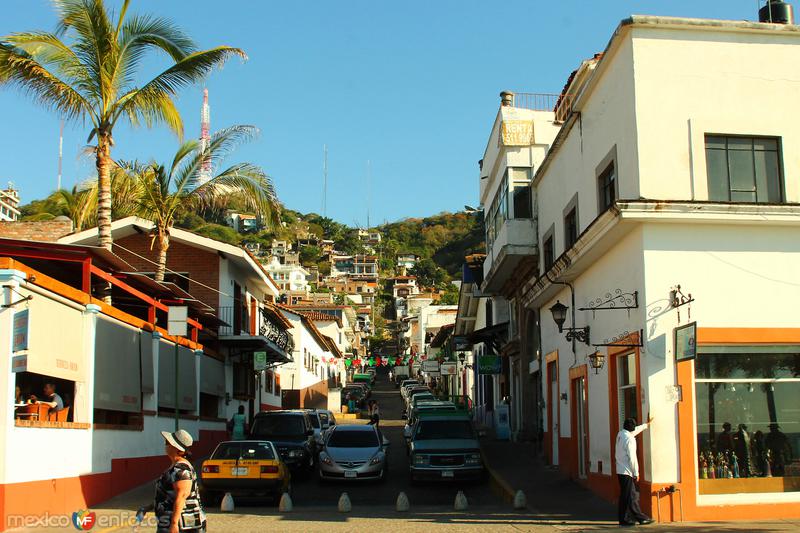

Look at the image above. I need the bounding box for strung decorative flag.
[344,359,352,367]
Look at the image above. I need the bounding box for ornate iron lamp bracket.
[578,289,639,318]
[592,329,644,348]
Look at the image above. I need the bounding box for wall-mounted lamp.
[549,300,591,346]
[560,392,568,403]
[588,351,606,374]
[224,392,231,406]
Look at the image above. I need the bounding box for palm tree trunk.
[155,233,170,282]
[96,133,113,251]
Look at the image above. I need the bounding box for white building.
[477,11,800,524]
[0,188,20,222]
[263,256,310,296]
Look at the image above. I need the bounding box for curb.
[480,444,516,505]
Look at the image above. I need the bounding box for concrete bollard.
[396,491,410,512]
[279,492,293,512]
[454,490,468,511]
[338,492,352,513]
[513,490,527,510]
[220,492,235,512]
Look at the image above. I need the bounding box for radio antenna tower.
[322,144,328,217]
[195,88,212,188]
[57,119,63,191]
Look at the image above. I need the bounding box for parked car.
[352,373,374,388]
[304,409,325,446]
[317,409,337,431]
[400,380,419,398]
[408,411,485,483]
[350,382,371,398]
[403,402,458,445]
[409,392,436,410]
[342,386,366,409]
[318,424,389,482]
[249,410,317,474]
[199,440,291,504]
[405,387,432,409]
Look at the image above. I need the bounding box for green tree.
[128,125,278,281]
[410,258,448,288]
[0,0,244,250]
[299,245,321,266]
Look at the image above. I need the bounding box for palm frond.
[190,163,280,228]
[115,85,183,135]
[0,41,94,122]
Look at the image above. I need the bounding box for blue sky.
[1,1,759,226]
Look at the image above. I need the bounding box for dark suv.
[250,410,317,474]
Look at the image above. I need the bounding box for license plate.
[231,467,249,476]
[441,470,454,478]
[344,470,357,478]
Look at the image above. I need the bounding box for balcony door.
[233,282,242,335]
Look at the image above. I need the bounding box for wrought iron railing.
[504,92,574,122]
[217,305,294,354]
[259,311,294,353]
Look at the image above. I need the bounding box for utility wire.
[113,242,234,299]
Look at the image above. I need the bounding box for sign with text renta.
[501,120,534,146]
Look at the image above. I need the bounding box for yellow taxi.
[199,440,291,503]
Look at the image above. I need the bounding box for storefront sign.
[254,351,267,371]
[453,336,471,351]
[11,354,27,372]
[421,360,440,373]
[501,120,534,146]
[13,309,28,352]
[440,362,457,375]
[167,306,188,337]
[478,355,502,374]
[674,322,697,362]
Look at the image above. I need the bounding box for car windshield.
[318,412,329,425]
[344,388,363,397]
[327,429,379,448]
[212,442,275,460]
[251,416,305,438]
[308,413,320,428]
[415,420,475,440]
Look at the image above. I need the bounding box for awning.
[141,332,154,393]
[468,322,510,354]
[200,355,225,396]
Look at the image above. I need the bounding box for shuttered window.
[158,341,197,411]
[95,316,141,413]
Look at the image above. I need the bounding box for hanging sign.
[421,360,440,373]
[254,351,267,371]
[478,355,502,374]
[440,362,457,375]
[13,309,29,352]
[674,322,697,363]
[167,306,188,337]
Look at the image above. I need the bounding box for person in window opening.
[765,423,792,477]
[29,382,63,411]
[716,422,734,454]
[229,405,247,441]
[615,415,655,527]
[137,430,206,532]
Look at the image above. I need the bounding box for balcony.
[217,306,294,362]
[482,219,537,294]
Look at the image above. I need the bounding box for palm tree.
[129,125,279,281]
[0,0,245,251]
[51,185,96,231]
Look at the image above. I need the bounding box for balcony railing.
[217,306,294,354]
[505,92,574,122]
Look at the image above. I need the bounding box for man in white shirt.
[615,415,654,526]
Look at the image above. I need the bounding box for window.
[564,207,578,249]
[598,161,616,212]
[705,135,783,203]
[695,347,800,494]
[542,231,554,271]
[509,167,532,219]
[232,361,254,399]
[617,353,638,428]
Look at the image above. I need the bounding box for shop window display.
[695,348,800,494]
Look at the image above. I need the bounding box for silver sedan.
[318,424,389,482]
